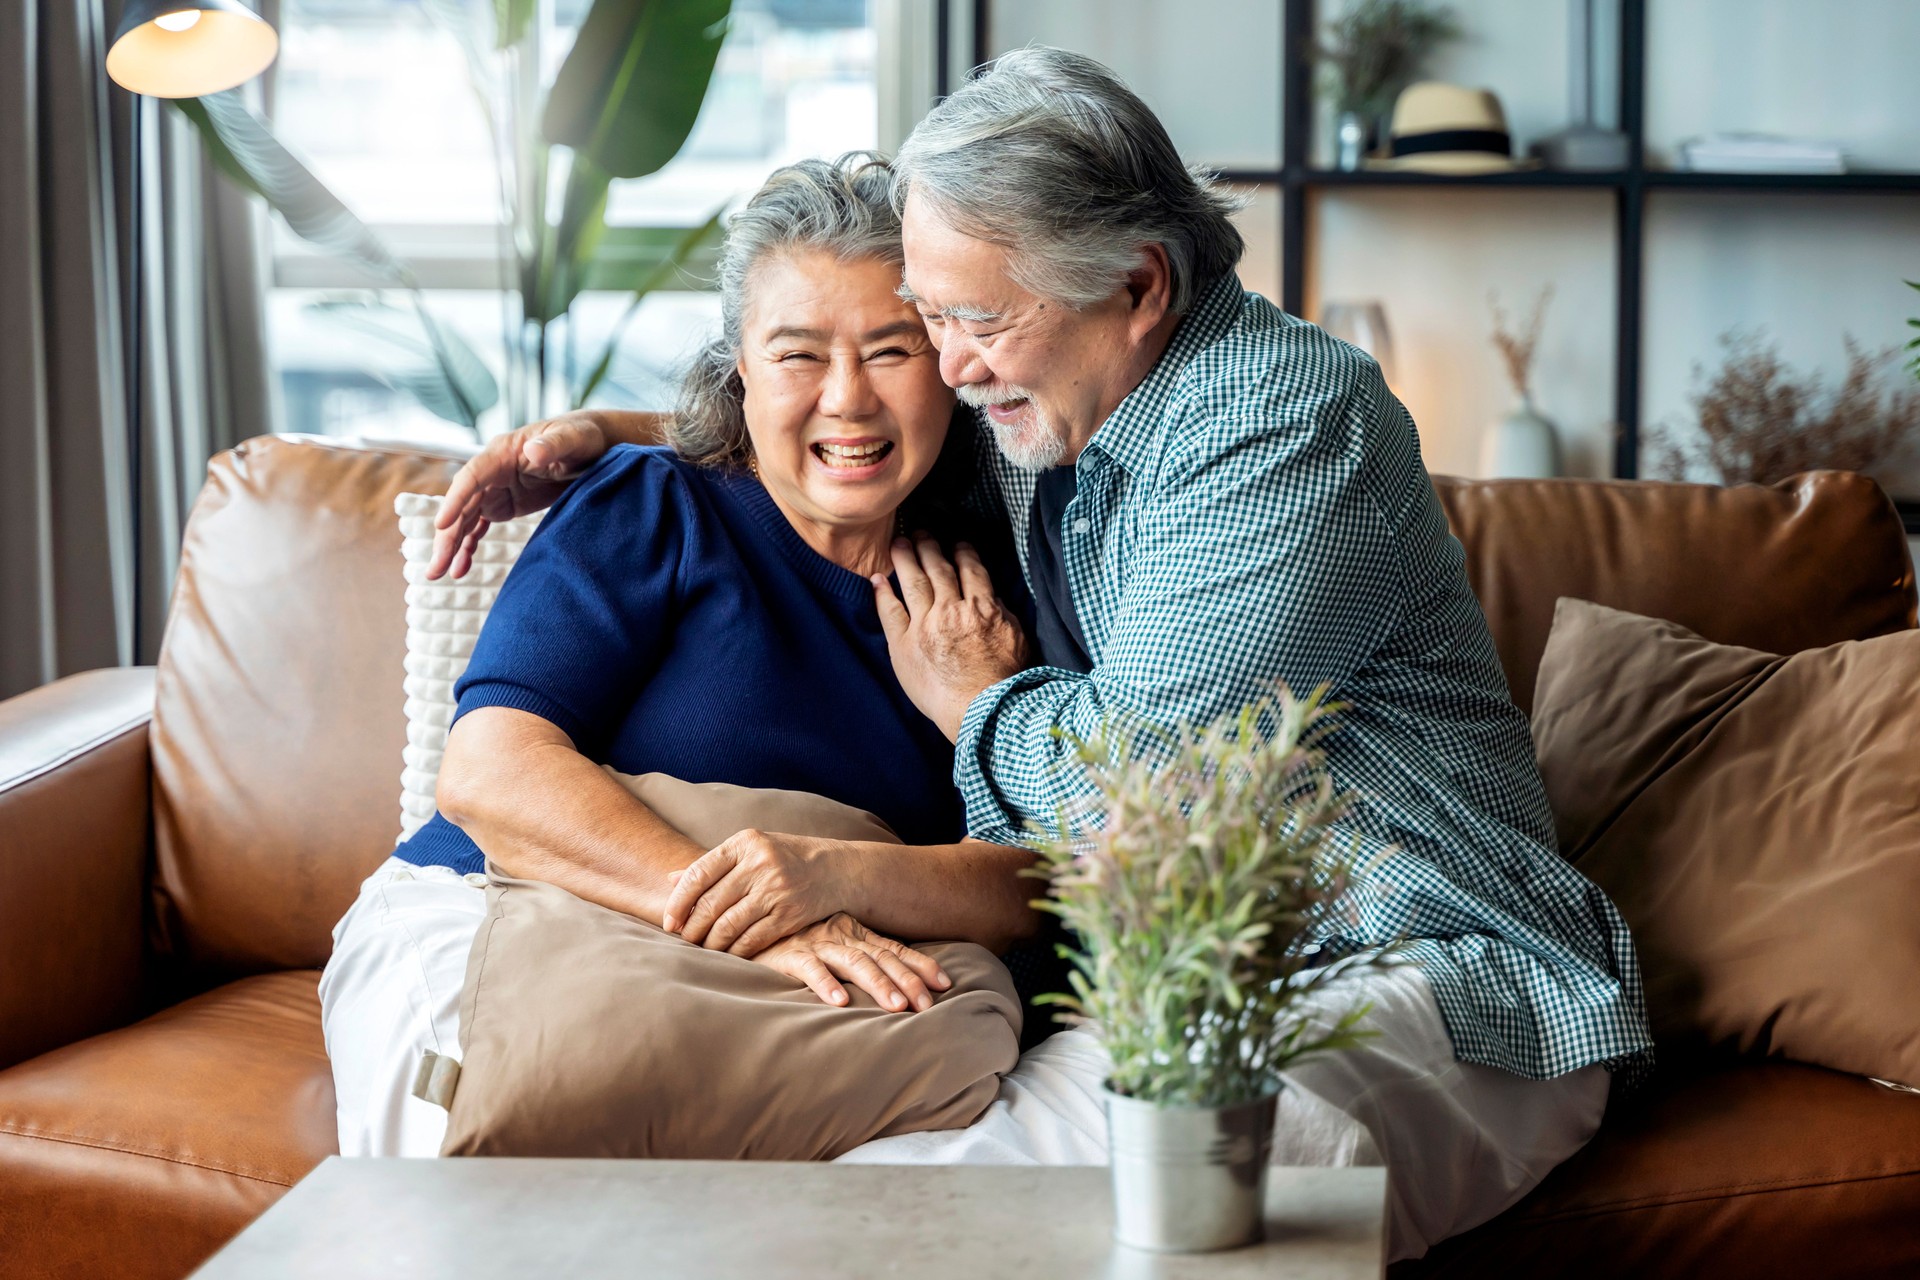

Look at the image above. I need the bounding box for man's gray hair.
[892,47,1246,314]
[673,152,902,467]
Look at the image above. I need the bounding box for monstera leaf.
[542,0,731,179]
[1906,280,1919,381]
[174,91,403,282]
[180,0,736,432]
[574,205,727,407]
[307,298,501,429]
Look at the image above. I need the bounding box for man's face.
[900,191,1143,470]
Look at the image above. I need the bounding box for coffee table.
[191,1159,1386,1278]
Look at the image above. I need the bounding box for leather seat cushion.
[0,971,336,1280]
[1398,1060,1920,1279]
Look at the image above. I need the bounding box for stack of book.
[1676,133,1847,174]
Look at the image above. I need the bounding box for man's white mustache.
[956,383,1035,408]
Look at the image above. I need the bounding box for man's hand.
[663,829,865,960]
[751,913,950,1012]
[428,412,612,580]
[872,536,1026,742]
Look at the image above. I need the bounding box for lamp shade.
[106,0,278,98]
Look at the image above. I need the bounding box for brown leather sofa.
[3,434,1917,1279]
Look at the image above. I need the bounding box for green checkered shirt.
[957,275,1653,1083]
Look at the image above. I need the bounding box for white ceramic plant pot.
[1482,398,1563,479]
[1103,1087,1279,1253]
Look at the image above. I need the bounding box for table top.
[192,1158,1385,1279]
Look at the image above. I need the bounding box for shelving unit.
[1244,0,1920,499]
[944,1,1917,528]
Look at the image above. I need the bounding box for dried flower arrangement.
[1313,0,1461,122]
[1650,330,1920,486]
[1026,687,1394,1108]
[1488,286,1555,405]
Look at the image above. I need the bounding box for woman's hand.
[662,830,863,959]
[751,913,951,1012]
[428,412,614,580]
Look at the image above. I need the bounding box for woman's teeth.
[813,441,893,468]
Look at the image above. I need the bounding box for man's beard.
[957,382,1067,471]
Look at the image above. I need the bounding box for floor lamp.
[104,0,277,660]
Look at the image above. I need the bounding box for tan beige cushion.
[440,774,1018,1159]
[1529,598,1920,1085]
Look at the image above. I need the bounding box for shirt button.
[1071,518,1091,534]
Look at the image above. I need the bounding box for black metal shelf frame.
[939,0,1916,512]
[1273,0,1920,483]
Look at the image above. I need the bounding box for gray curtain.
[0,0,276,700]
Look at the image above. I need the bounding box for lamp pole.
[104,0,277,661]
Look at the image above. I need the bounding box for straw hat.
[1366,82,1539,174]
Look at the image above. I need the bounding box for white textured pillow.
[395,494,546,844]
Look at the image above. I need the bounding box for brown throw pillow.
[439,771,1022,1159]
[1530,598,1920,1086]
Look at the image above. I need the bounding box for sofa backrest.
[151,436,462,977]
[147,439,1919,976]
[1433,472,1917,712]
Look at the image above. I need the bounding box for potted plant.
[1312,0,1460,169]
[1028,686,1394,1253]
[1646,329,1919,485]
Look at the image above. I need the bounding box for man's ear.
[1124,243,1176,341]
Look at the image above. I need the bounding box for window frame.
[267,2,938,293]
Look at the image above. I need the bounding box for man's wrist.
[590,409,668,449]
[939,677,1002,743]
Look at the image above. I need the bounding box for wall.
[983,0,1920,487]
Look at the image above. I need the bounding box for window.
[266,0,888,443]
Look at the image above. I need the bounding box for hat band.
[1391,128,1512,159]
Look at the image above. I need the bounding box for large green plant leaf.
[573,204,727,407]
[495,0,536,48]
[1906,280,1920,380]
[308,297,501,428]
[542,0,731,179]
[529,154,615,329]
[173,92,404,283]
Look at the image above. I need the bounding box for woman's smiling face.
[737,249,954,548]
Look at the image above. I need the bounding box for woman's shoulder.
[551,444,709,520]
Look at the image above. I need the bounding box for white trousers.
[319,856,1609,1263]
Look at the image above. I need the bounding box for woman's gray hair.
[891,47,1246,315]
[671,152,903,467]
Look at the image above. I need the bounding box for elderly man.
[430,48,1649,1262]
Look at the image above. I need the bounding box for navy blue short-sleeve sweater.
[397,444,971,874]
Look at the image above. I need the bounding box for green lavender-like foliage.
[1027,685,1396,1108]
[1314,0,1461,122]
[1905,280,1920,382]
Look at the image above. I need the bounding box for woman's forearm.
[438,707,703,924]
[842,838,1043,954]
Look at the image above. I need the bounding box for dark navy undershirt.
[1025,465,1094,674]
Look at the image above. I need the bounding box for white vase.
[1481,397,1562,479]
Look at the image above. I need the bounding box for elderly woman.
[318,153,1037,1159]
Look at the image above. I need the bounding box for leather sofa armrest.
[0,667,156,1072]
